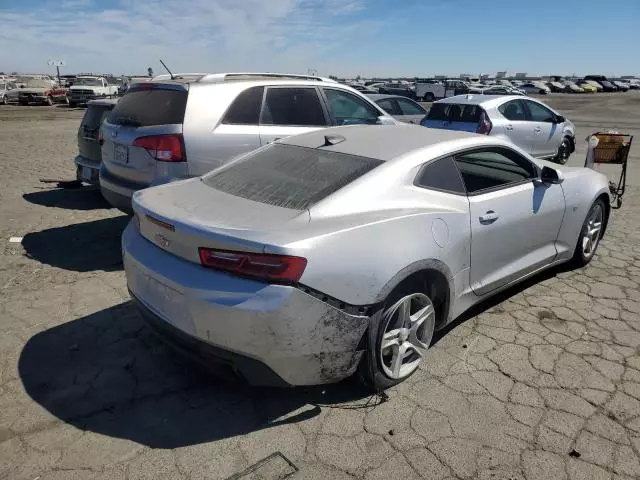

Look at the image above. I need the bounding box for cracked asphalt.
[1,93,640,480]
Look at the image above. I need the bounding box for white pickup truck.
[415,79,473,102]
[67,76,118,106]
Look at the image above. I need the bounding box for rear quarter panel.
[183,83,254,176]
[278,187,471,306]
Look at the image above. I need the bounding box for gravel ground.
[1,94,640,480]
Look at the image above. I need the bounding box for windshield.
[25,79,50,88]
[202,144,383,210]
[74,78,102,86]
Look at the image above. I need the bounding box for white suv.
[99,73,398,211]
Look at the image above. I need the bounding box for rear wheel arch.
[376,260,453,330]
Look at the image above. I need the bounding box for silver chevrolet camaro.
[122,125,610,390]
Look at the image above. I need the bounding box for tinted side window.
[376,98,400,115]
[261,88,326,126]
[396,98,426,115]
[455,148,535,194]
[415,157,465,194]
[222,86,264,125]
[525,101,555,123]
[324,89,380,125]
[498,100,527,121]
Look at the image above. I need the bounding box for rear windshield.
[202,144,383,210]
[81,104,114,131]
[108,87,187,127]
[426,103,483,123]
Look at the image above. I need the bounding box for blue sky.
[1,0,638,77]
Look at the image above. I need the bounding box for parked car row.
[343,75,639,101]
[66,71,611,391]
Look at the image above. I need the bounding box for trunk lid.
[101,84,188,185]
[133,178,309,264]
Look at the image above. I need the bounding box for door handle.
[266,137,282,144]
[534,127,542,133]
[505,125,513,131]
[479,211,499,224]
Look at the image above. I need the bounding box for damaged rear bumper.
[123,222,370,386]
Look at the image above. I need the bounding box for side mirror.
[554,115,565,124]
[539,165,564,184]
[376,115,396,125]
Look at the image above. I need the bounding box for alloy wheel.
[581,203,603,258]
[379,293,435,380]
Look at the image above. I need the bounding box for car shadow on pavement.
[18,301,376,449]
[23,187,112,210]
[432,263,574,345]
[22,216,129,272]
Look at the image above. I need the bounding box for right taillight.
[98,129,104,146]
[476,111,492,135]
[133,134,185,162]
[198,248,307,284]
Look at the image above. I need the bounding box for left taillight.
[133,134,185,162]
[198,248,307,284]
[476,110,492,135]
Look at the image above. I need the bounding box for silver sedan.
[123,125,610,390]
[366,94,428,124]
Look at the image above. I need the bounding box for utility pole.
[48,59,66,85]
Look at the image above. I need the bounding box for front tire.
[359,283,437,391]
[1,95,7,105]
[570,199,605,267]
[554,136,572,164]
[45,96,54,106]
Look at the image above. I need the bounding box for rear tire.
[358,281,437,391]
[1,95,7,105]
[423,92,435,102]
[45,96,53,106]
[570,199,605,267]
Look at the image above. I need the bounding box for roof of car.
[278,124,483,161]
[435,94,523,107]
[152,72,336,85]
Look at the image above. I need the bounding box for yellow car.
[577,81,597,93]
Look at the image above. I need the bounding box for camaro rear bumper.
[122,222,370,386]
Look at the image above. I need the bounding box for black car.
[74,99,118,185]
[584,75,618,92]
[378,83,416,99]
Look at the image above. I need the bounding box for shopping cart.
[584,132,633,209]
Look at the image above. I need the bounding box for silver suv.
[99,73,397,210]
[422,95,575,164]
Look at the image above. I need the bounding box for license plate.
[114,143,128,164]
